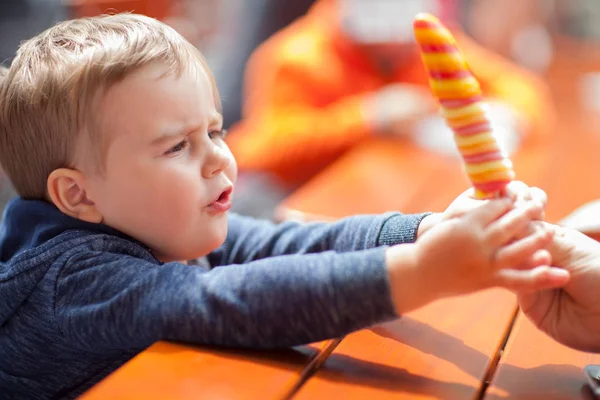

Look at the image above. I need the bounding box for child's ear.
[47,168,103,224]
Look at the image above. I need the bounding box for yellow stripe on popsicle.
[464,159,514,175]
[413,13,515,199]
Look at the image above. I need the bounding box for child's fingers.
[515,249,552,269]
[521,204,545,222]
[502,183,548,221]
[465,187,479,200]
[486,203,545,246]
[502,181,529,202]
[502,181,548,207]
[463,198,513,226]
[494,228,553,268]
[493,266,570,292]
[529,187,548,208]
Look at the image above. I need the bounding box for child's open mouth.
[208,187,233,213]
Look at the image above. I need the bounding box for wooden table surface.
[294,289,518,400]
[81,341,331,400]
[83,39,600,399]
[485,314,600,400]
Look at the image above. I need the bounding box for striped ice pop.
[413,13,515,199]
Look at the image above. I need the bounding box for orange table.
[276,138,550,221]
[275,139,465,221]
[485,314,600,400]
[294,289,518,400]
[81,341,335,400]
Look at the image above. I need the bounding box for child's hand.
[417,181,547,238]
[386,198,569,315]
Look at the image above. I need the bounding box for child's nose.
[202,145,231,178]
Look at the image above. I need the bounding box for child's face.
[84,62,237,262]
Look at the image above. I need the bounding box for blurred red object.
[64,0,171,20]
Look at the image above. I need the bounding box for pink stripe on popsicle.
[439,95,484,108]
[429,70,472,79]
[463,151,504,163]
[453,122,492,136]
[419,44,459,53]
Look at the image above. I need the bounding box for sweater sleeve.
[208,212,430,266]
[54,247,397,351]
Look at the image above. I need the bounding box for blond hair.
[0,13,219,199]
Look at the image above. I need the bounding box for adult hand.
[518,224,600,352]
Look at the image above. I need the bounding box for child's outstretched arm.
[212,180,547,267]
[209,212,431,266]
[53,198,563,353]
[55,246,398,351]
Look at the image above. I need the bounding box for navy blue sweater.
[0,198,428,399]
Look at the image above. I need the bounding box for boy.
[0,14,568,399]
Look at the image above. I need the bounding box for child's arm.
[54,199,565,352]
[211,181,547,267]
[55,247,397,351]
[208,212,431,266]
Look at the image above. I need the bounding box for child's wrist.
[417,212,444,238]
[385,244,440,315]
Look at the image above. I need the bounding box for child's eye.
[208,129,227,140]
[164,138,189,156]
